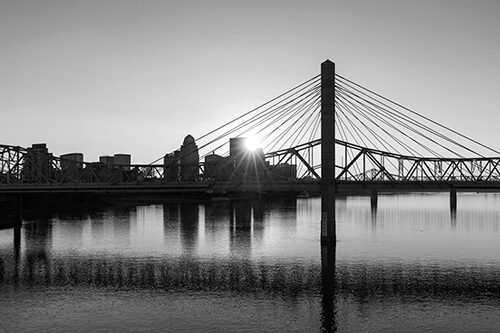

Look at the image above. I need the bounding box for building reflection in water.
[230,200,252,258]
[256,197,302,259]
[252,200,265,249]
[82,206,135,252]
[163,202,203,256]
[203,202,231,256]
[179,204,199,255]
[23,219,52,285]
[109,206,134,249]
[163,203,181,251]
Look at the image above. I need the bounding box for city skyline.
[1,1,500,163]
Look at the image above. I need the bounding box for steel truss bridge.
[2,60,500,196]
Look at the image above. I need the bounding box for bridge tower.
[321,60,336,243]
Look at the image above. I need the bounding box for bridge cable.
[198,84,320,161]
[336,74,499,156]
[336,80,470,157]
[249,87,321,151]
[263,94,321,153]
[198,83,320,158]
[336,96,405,174]
[336,87,438,157]
[336,86,422,157]
[195,75,320,143]
[148,75,320,165]
[336,83,460,158]
[335,108,362,176]
[336,91,407,156]
[336,97,402,174]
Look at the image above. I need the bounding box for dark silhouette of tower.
[180,135,199,181]
[320,60,336,243]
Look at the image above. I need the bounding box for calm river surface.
[1,193,500,332]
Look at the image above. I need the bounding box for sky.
[1,0,499,163]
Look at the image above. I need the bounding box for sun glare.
[245,136,260,151]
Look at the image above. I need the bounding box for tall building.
[229,137,267,180]
[164,150,180,181]
[180,135,199,181]
[204,153,232,180]
[229,137,247,163]
[60,153,84,171]
[114,154,131,171]
[23,143,53,182]
[98,154,131,170]
[99,155,114,167]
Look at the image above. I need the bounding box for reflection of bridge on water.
[3,199,499,298]
[3,198,500,332]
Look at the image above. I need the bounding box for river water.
[1,193,500,332]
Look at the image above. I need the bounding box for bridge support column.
[320,60,336,243]
[450,188,457,212]
[13,195,22,259]
[14,194,23,226]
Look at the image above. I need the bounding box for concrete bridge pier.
[13,194,22,251]
[450,188,457,212]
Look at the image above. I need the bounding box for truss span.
[265,139,500,182]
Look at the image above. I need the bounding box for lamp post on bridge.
[321,60,336,243]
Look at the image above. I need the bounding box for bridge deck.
[2,180,500,194]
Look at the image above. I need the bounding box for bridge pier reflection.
[450,188,457,212]
[12,195,22,285]
[451,209,457,229]
[450,189,457,229]
[13,224,21,285]
[370,190,378,211]
[13,224,21,252]
[321,242,337,332]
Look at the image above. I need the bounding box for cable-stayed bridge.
[2,60,500,199]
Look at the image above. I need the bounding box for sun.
[245,136,260,151]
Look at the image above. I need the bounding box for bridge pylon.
[320,60,336,243]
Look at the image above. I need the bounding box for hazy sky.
[1,0,499,163]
